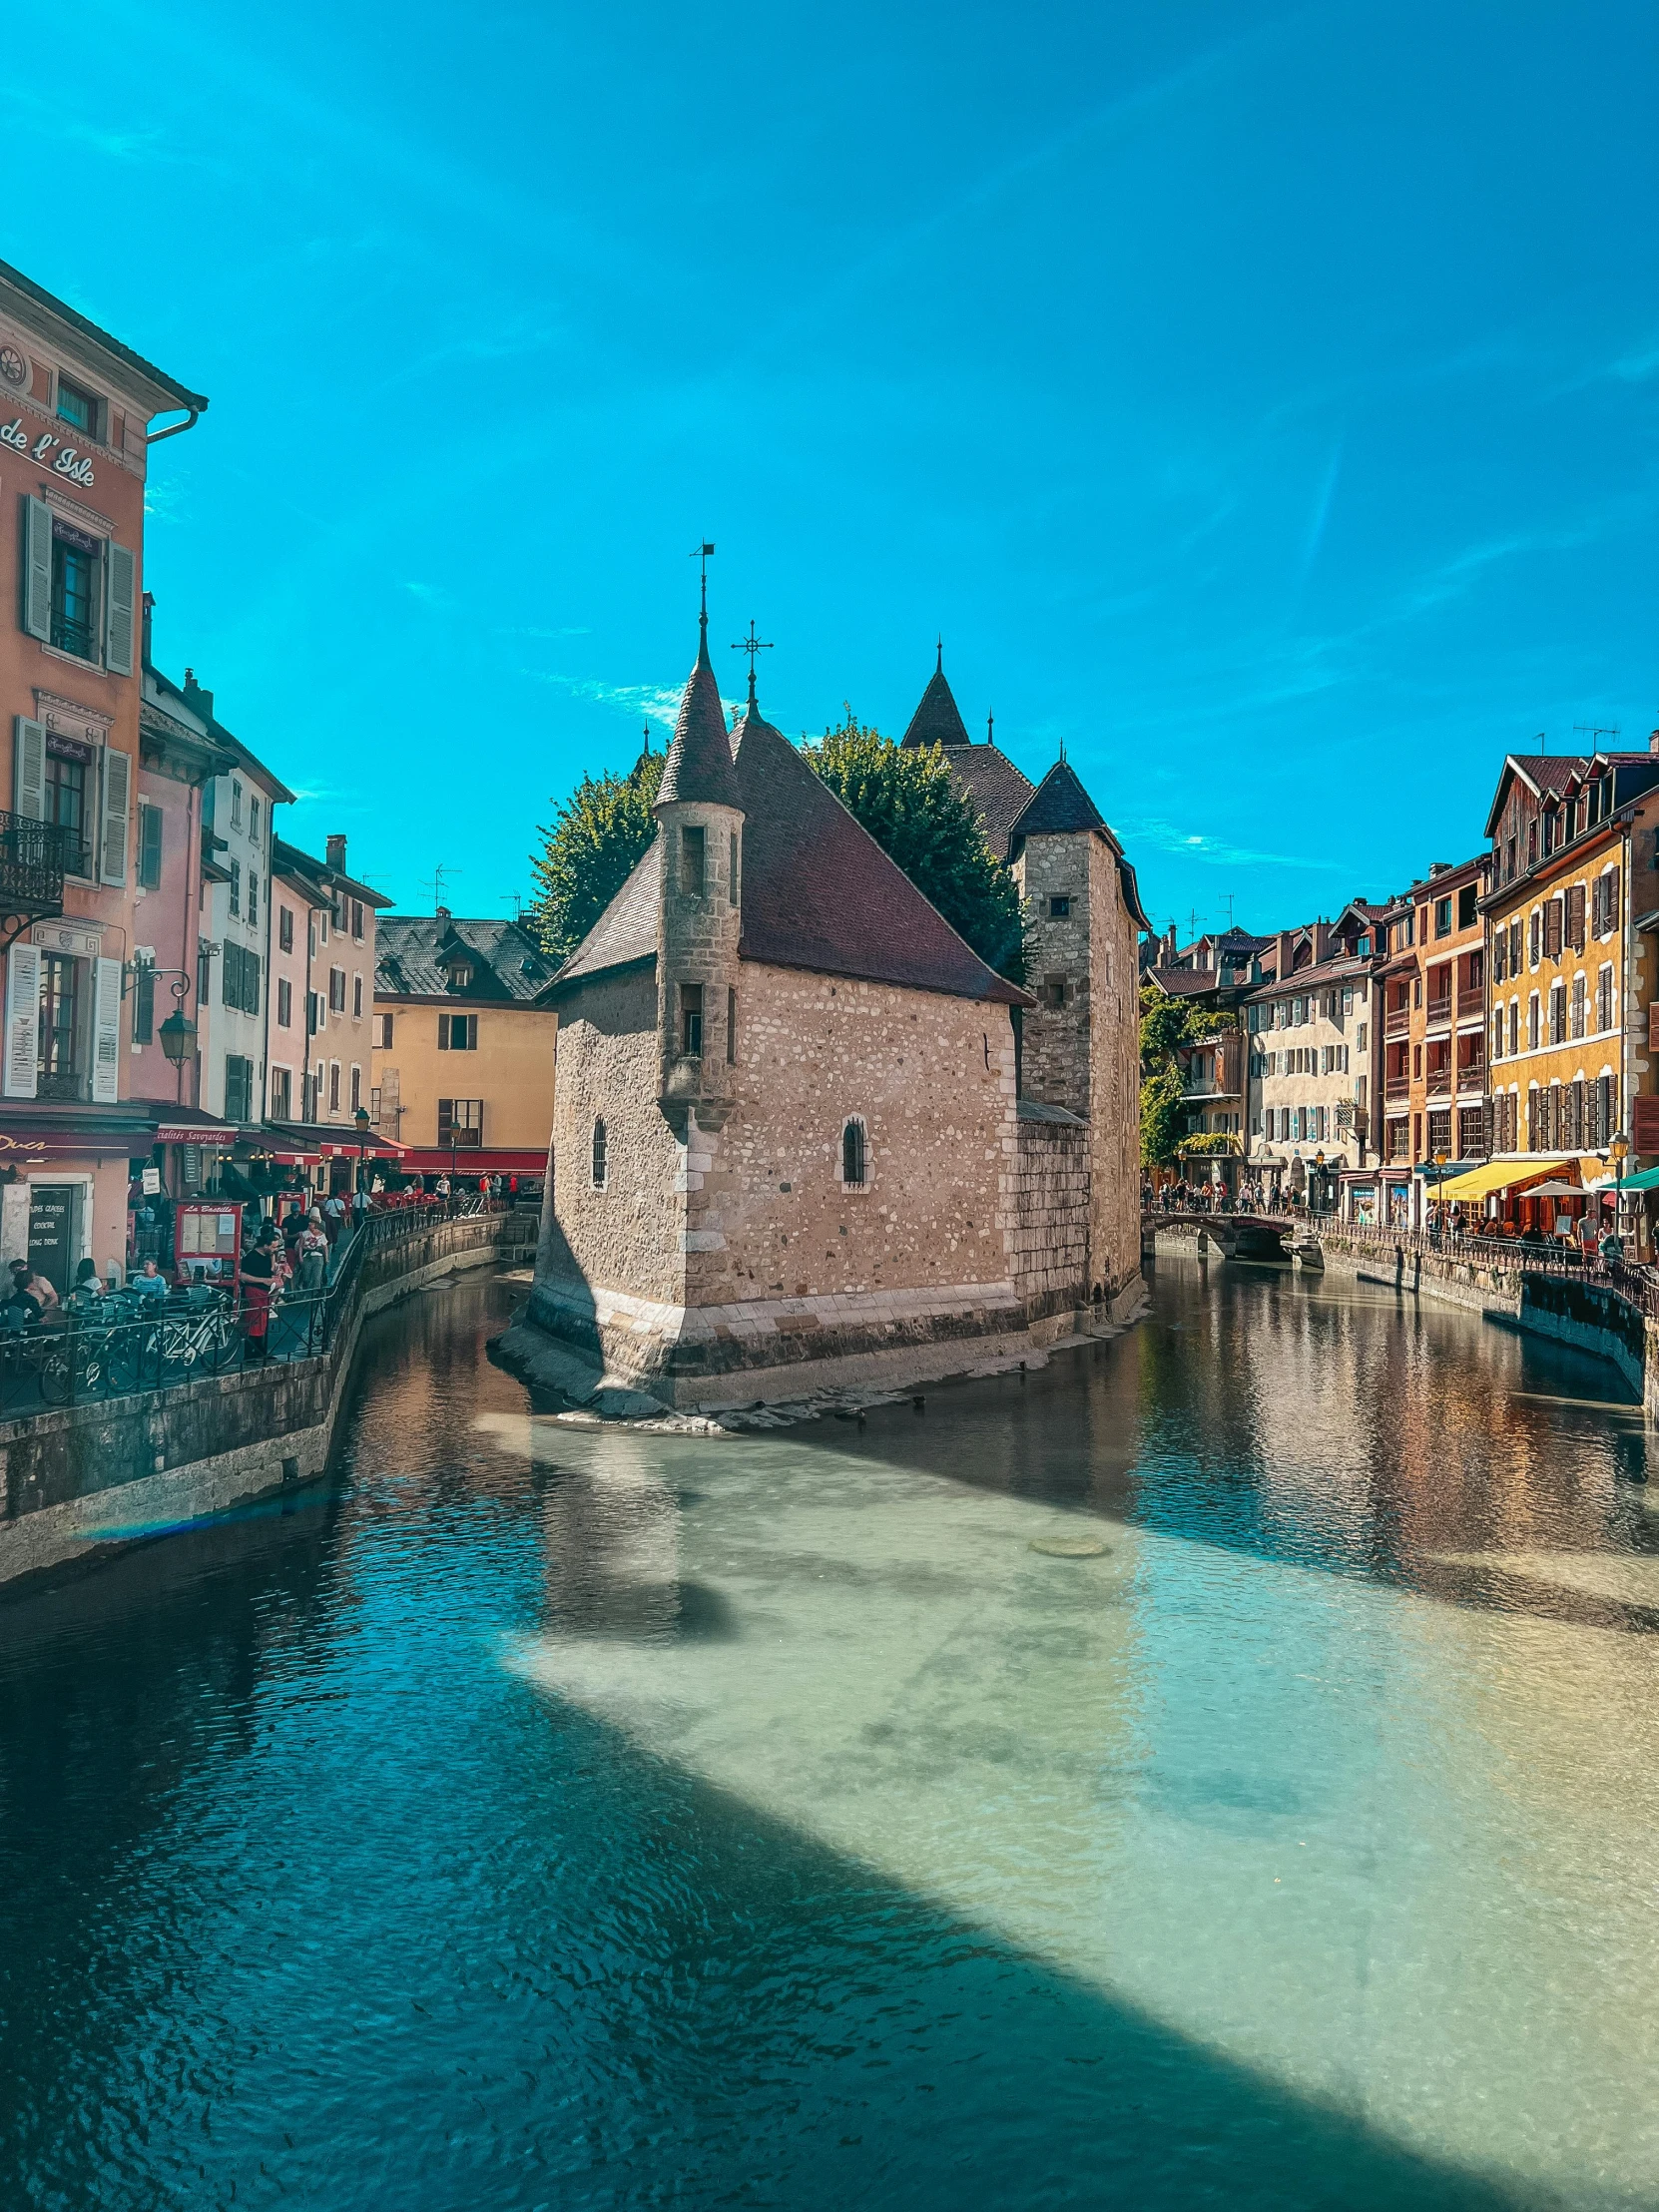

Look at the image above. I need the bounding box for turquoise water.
[2,1259,1657,2209]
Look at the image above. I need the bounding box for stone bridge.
[1141,1210,1301,1262]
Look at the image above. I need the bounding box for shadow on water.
[0,1270,1646,2207]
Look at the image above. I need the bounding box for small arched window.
[591,1117,607,1189]
[841,1117,866,1188]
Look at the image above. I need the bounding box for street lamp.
[1609,1132,1629,1254]
[1432,1148,1448,1244]
[1313,1148,1326,1218]
[354,1104,371,1194]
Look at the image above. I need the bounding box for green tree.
[1138,980,1234,1169]
[803,711,1026,982]
[529,745,663,959]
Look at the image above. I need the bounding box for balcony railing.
[1456,987,1484,1021]
[1424,996,1453,1027]
[1384,1007,1410,1040]
[0,811,75,924]
[1384,1077,1409,1102]
[1426,1066,1453,1098]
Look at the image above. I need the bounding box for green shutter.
[105,540,136,674]
[12,717,45,820]
[99,744,132,884]
[21,497,51,641]
[3,942,40,1098]
[138,803,164,888]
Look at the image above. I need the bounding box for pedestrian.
[296,1211,329,1292]
[321,1188,346,1247]
[351,1185,368,1230]
[239,1221,279,1359]
[1599,1222,1625,1266]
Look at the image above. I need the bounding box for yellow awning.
[1435,1160,1564,1201]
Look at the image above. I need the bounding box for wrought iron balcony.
[0,811,76,938]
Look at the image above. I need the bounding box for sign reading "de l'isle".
[0,418,95,487]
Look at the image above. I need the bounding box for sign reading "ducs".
[0,419,94,487]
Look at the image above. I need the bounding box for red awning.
[397,1148,547,1173]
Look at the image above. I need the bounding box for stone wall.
[1007,1109,1089,1311]
[0,1212,530,1590]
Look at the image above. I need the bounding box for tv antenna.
[1574,723,1620,746]
[428,862,459,912]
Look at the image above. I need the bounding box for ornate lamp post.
[353,1104,371,1194]
[1609,1132,1629,1255]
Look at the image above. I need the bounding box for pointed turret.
[899,643,973,750]
[653,605,746,1128]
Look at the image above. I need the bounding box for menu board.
[174,1203,242,1281]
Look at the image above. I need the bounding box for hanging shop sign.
[0,417,95,487]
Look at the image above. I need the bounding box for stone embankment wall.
[1006,1112,1089,1318]
[0,1212,534,1592]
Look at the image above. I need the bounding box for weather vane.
[691,540,715,627]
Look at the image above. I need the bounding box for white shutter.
[105,540,136,675]
[12,717,45,819]
[3,942,40,1098]
[21,497,51,641]
[91,955,121,1103]
[99,745,131,884]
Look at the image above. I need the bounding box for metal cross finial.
[936,636,943,673]
[986,709,994,747]
[731,620,773,707]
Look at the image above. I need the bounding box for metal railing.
[0,1199,521,1420]
[1320,1215,1659,1321]
[0,809,76,919]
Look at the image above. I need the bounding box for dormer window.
[444,960,474,992]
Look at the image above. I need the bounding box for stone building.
[509,621,1147,1408]
[1373,857,1489,1225]
[1244,907,1382,1214]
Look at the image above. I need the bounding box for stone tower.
[653,607,744,1134]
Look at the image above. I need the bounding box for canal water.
[3,1259,1657,2210]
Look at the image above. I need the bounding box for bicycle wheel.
[37,1343,72,1404]
[104,1329,143,1395]
[206,1315,244,1373]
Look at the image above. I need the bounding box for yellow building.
[1481,745,1659,1247]
[371,912,558,1185]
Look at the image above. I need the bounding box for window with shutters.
[36,954,79,1093]
[225,1054,254,1122]
[350,1064,361,1112]
[270,1066,291,1119]
[437,1012,476,1050]
[248,872,258,929]
[229,858,241,917]
[43,744,91,876]
[438,1098,483,1148]
[137,802,163,889]
[1565,881,1586,952]
[133,962,155,1045]
[1597,964,1614,1033]
[352,974,362,1019]
[1528,911,1540,966]
[1570,973,1586,1040]
[1548,983,1566,1044]
[1527,994,1540,1050]
[276,977,292,1029]
[231,781,243,830]
[278,905,294,953]
[49,524,100,661]
[328,1061,340,1113]
[372,1012,393,1048]
[1543,899,1562,959]
[250,797,261,844]
[328,966,345,1012]
[351,899,363,940]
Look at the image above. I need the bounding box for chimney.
[142,590,155,669]
[325,833,346,871]
[1649,729,1659,757]
[182,668,214,720]
[435,902,450,922]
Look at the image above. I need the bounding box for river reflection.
[1,1260,1656,2209]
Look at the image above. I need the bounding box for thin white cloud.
[526,673,743,728]
[1122,818,1348,873]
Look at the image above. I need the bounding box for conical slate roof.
[1007,760,1105,838]
[656,627,741,810]
[554,690,1026,1006]
[899,660,973,750]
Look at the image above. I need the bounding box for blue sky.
[6,1,1656,936]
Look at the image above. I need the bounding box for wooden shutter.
[438,1014,450,1050]
[91,955,121,1103]
[1632,1094,1659,1154]
[138,802,163,887]
[99,745,131,884]
[1566,882,1585,952]
[248,952,260,1017]
[1543,899,1562,958]
[12,717,45,819]
[105,540,136,674]
[3,942,40,1098]
[1606,867,1621,933]
[21,497,52,641]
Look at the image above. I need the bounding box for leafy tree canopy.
[529,744,663,960]
[802,711,1026,983]
[1138,979,1235,1167]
